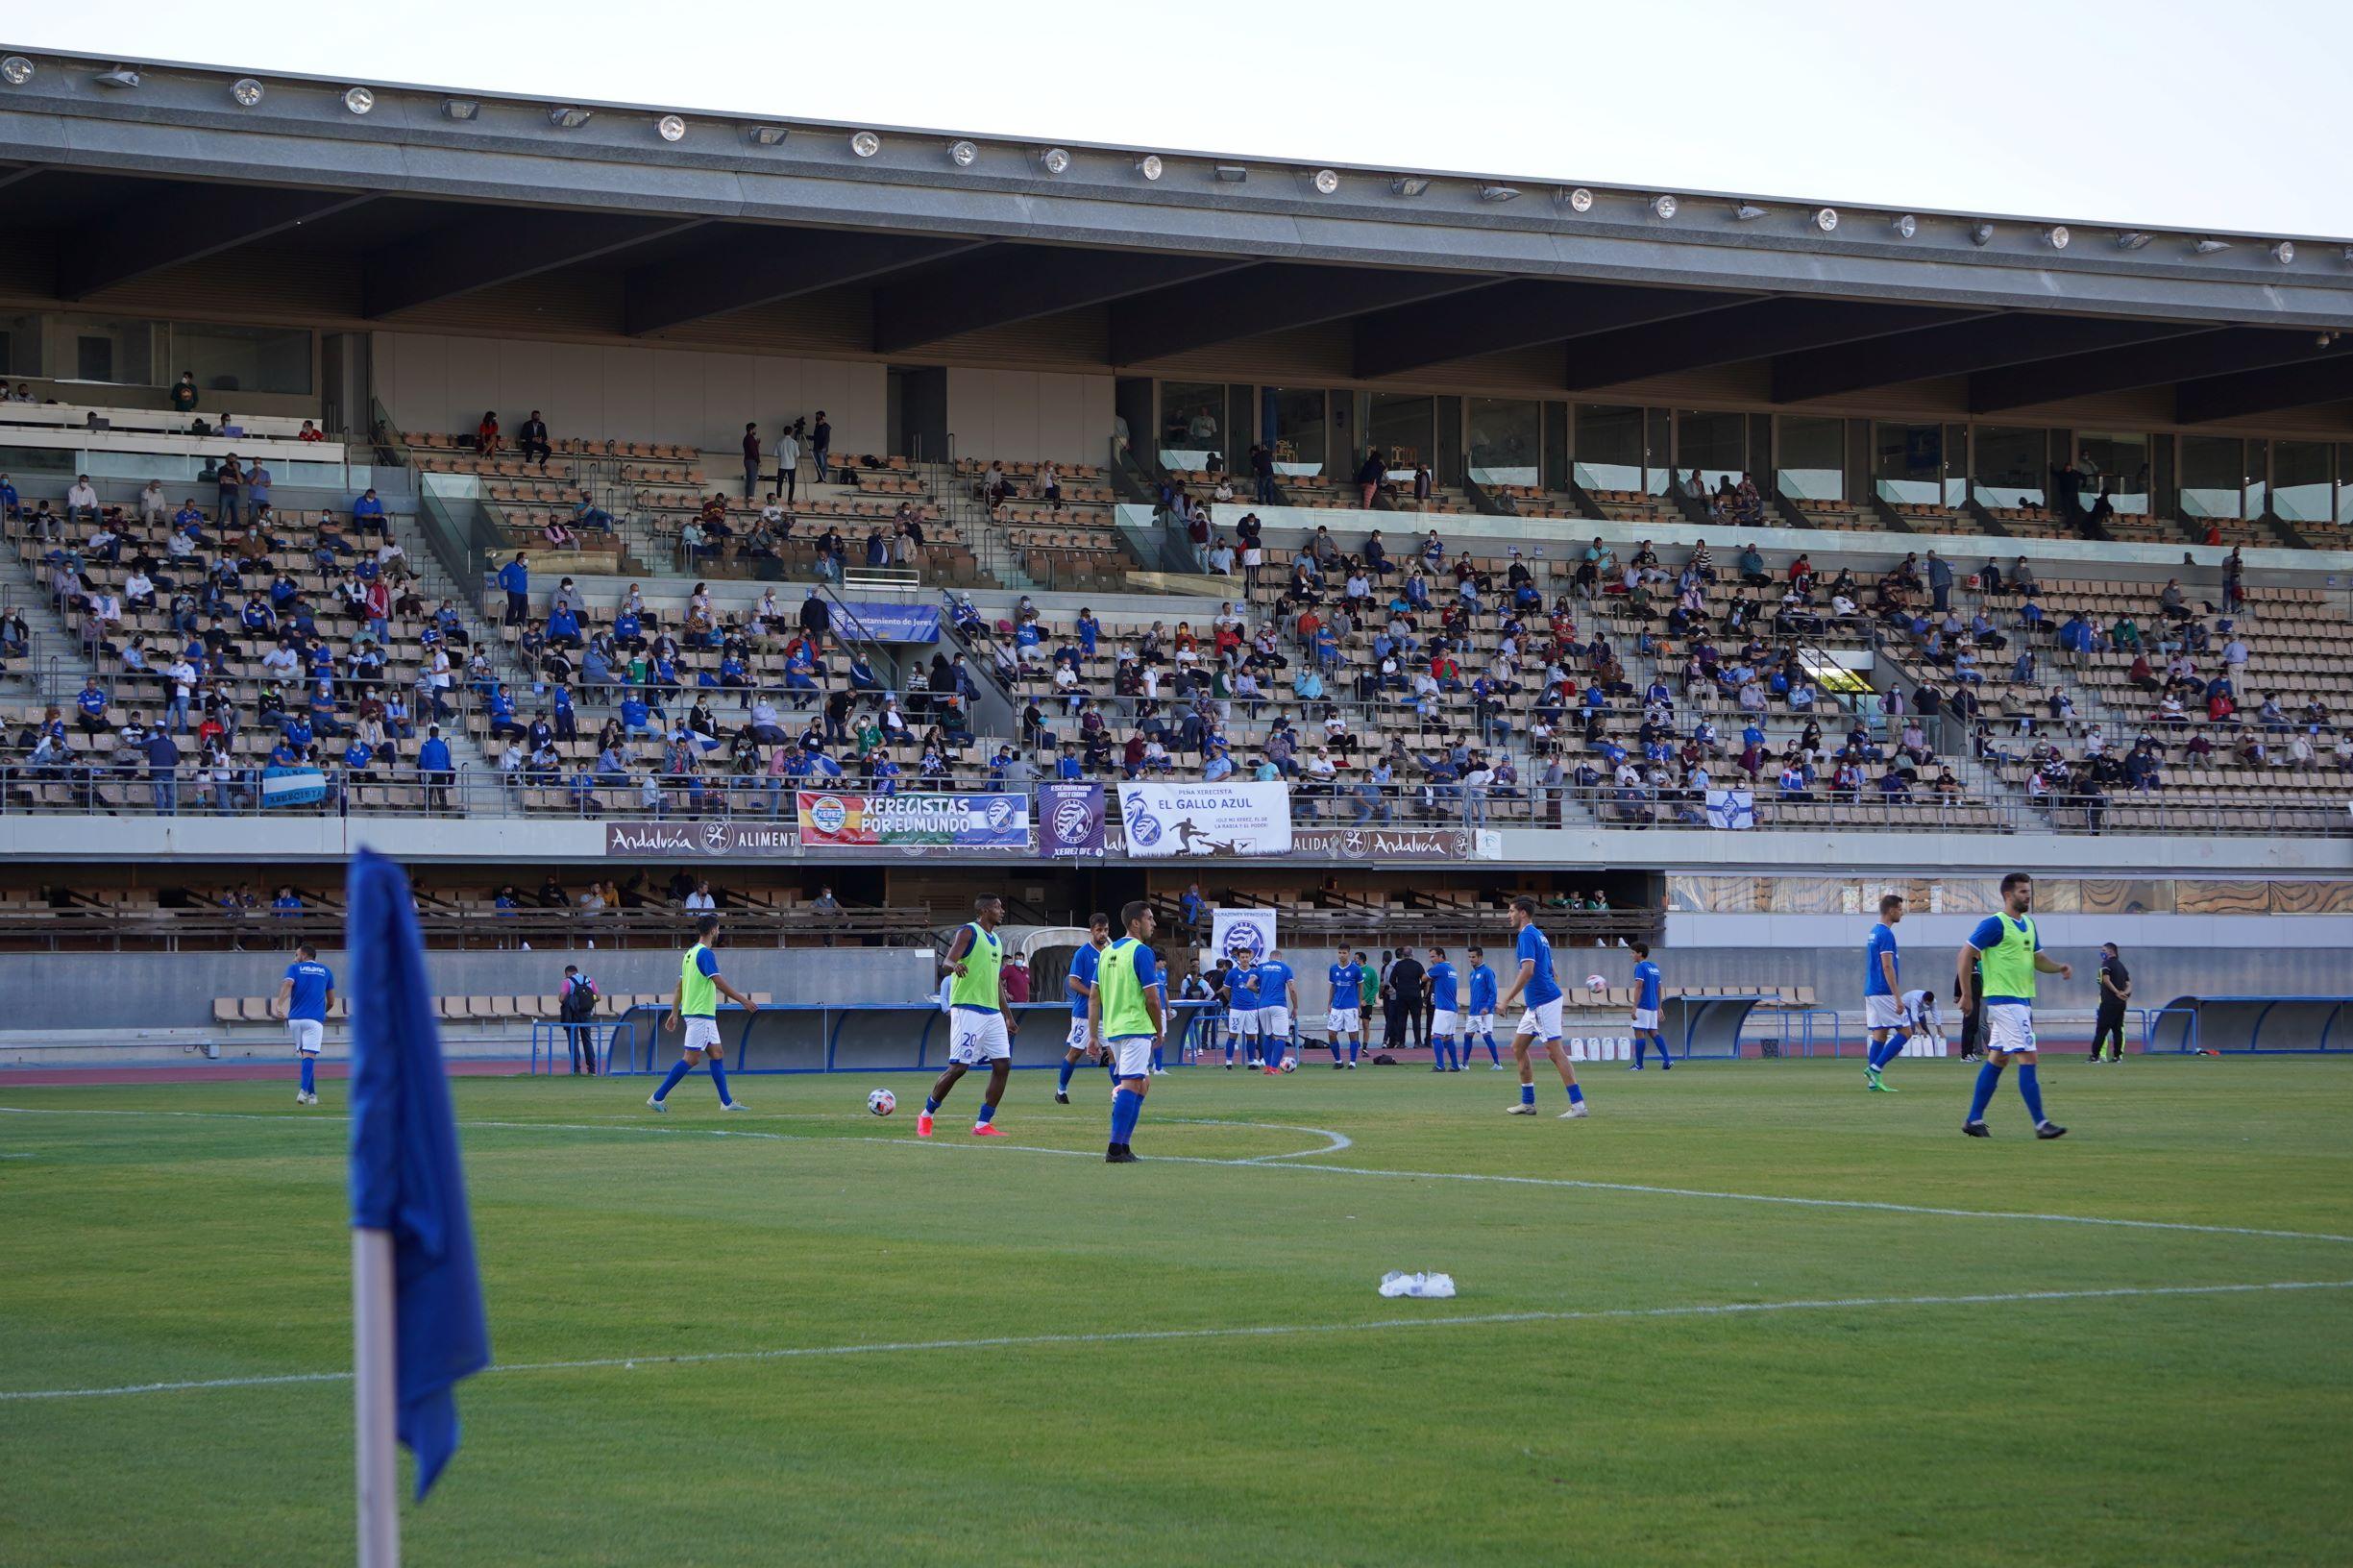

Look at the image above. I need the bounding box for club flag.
[346,847,490,1500]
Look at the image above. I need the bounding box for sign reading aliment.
[797,791,1030,849]
[1116,782,1293,857]
[604,821,797,857]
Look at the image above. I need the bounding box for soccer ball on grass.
[867,1088,896,1116]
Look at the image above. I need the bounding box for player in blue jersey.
[650,913,760,1113]
[1629,943,1671,1069]
[1959,872,2070,1139]
[1219,954,1261,1069]
[274,943,335,1106]
[1501,896,1587,1118]
[1426,948,1463,1071]
[1465,946,1504,1068]
[1862,893,1907,1091]
[1056,913,1113,1104]
[1323,953,1360,1067]
[1252,948,1298,1074]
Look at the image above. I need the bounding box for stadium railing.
[0,903,934,952]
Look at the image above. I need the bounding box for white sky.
[12,0,2353,238]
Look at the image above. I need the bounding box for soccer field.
[5,1058,2350,1567]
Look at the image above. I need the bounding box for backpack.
[559,975,598,1022]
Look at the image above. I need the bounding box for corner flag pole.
[354,1227,401,1568]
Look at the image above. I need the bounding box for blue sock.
[1868,1037,1889,1069]
[1151,1043,1164,1070]
[299,1055,315,1094]
[1482,1033,1499,1065]
[1330,1040,1343,1063]
[1349,1040,1360,1064]
[976,1100,996,1125]
[923,1095,942,1115]
[1058,1060,1076,1092]
[1110,1087,1142,1145]
[2017,1063,2047,1124]
[1106,1054,1118,1082]
[654,1058,694,1102]
[1223,1037,1236,1065]
[1520,1082,1536,1106]
[1633,1036,1647,1066]
[1654,1034,1671,1066]
[1568,1082,1585,1105]
[1967,1061,2004,1122]
[707,1056,732,1105]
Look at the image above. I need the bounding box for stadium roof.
[4,45,2351,423]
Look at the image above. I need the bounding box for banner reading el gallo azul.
[1115,782,1292,857]
[797,791,1030,848]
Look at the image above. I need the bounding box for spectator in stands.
[296,418,324,443]
[247,460,273,520]
[810,411,832,485]
[498,552,529,627]
[63,473,100,525]
[772,422,802,502]
[476,410,502,455]
[1735,542,1770,587]
[171,371,199,414]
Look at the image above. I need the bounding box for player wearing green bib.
[650,913,760,1112]
[1958,871,2071,1139]
[1090,900,1165,1163]
[919,894,1018,1139]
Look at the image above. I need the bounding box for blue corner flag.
[346,847,490,1501]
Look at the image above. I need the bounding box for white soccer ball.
[867,1088,896,1116]
[1585,974,1607,993]
[1280,1056,1298,1073]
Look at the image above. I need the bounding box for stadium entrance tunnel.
[608,1002,1213,1074]
[2147,996,2353,1054]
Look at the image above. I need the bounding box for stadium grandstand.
[0,42,2345,1059]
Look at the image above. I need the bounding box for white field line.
[7,1280,2350,1404]
[4,1104,2349,1248]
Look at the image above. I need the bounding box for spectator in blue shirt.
[416,725,454,810]
[1076,610,1101,656]
[352,489,386,535]
[621,691,654,738]
[497,553,529,626]
[487,684,526,740]
[76,677,111,734]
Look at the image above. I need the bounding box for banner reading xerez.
[797,791,1030,848]
[1116,782,1293,857]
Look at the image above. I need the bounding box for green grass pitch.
[4,1057,2350,1566]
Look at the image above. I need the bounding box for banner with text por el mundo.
[797,791,1029,848]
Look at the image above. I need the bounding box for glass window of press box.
[2269,440,2333,526]
[1574,404,1647,493]
[1874,422,1968,509]
[2071,431,2151,515]
[1261,386,1328,476]
[1973,426,2052,509]
[1467,398,1541,489]
[0,313,311,396]
[1159,382,1229,472]
[1776,416,1844,502]
[1675,409,1747,496]
[2179,434,2262,520]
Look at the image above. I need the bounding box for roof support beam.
[365,210,712,318]
[57,184,374,300]
[1964,328,2339,413]
[625,230,988,337]
[871,247,1252,355]
[1109,263,1489,365]
[1564,298,1985,390]
[1770,314,2211,404]
[2173,346,2353,424]
[1353,280,1747,380]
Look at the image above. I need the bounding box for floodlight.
[0,56,34,86]
[2114,231,2152,251]
[229,77,263,107]
[1479,185,1520,203]
[343,86,375,114]
[1890,213,1917,239]
[1563,186,1594,212]
[2193,238,2231,255]
[1135,155,1164,181]
[2271,240,2295,265]
[95,66,141,89]
[1733,203,1767,222]
[1971,222,1996,247]
[442,98,478,121]
[2045,226,2070,249]
[1038,147,1071,176]
[550,107,594,130]
[1814,208,1839,233]
[850,131,881,158]
[1390,177,1429,197]
[656,114,686,142]
[1651,194,1678,220]
[1311,168,1339,195]
[947,139,977,167]
[748,125,789,146]
[1213,164,1247,183]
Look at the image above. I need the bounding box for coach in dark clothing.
[798,588,830,640]
[519,410,551,467]
[2093,943,2131,1063]
[1385,951,1426,1054]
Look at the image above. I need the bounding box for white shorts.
[1865,994,1904,1032]
[1260,1005,1292,1040]
[1630,1007,1659,1032]
[1516,997,1564,1041]
[1467,1012,1496,1037]
[1432,1009,1461,1038]
[1230,1007,1263,1036]
[288,1017,324,1055]
[682,1016,722,1053]
[1984,1001,2037,1055]
[950,1007,1012,1066]
[1066,1014,1091,1051]
[1108,1034,1157,1079]
[1326,1006,1360,1037]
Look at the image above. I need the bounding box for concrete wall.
[944,368,1115,466]
[372,331,887,458]
[0,946,935,1033]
